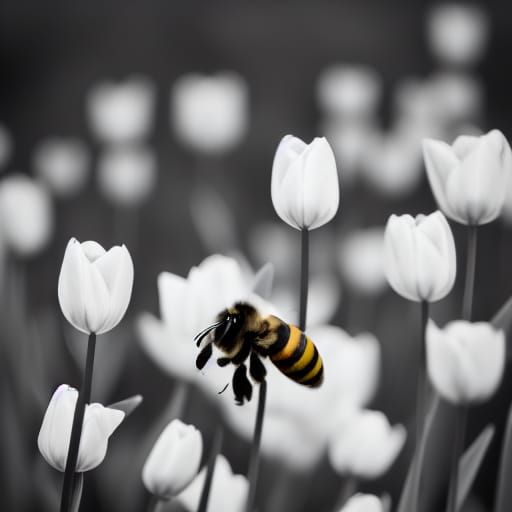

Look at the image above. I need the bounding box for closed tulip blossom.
[339,494,384,512]
[384,211,456,302]
[423,130,512,225]
[328,409,406,479]
[38,385,125,472]
[58,238,134,335]
[177,455,248,512]
[426,320,505,405]
[143,419,203,499]
[271,135,339,230]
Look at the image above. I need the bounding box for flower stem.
[244,380,267,512]
[299,228,309,332]
[146,494,161,512]
[60,332,97,512]
[462,226,478,321]
[333,476,357,510]
[416,300,430,450]
[197,425,224,512]
[445,406,467,512]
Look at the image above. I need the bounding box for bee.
[195,302,323,405]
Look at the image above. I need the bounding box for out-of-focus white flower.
[0,173,53,257]
[171,72,248,154]
[176,455,248,512]
[427,4,489,66]
[384,211,456,302]
[362,130,423,198]
[38,384,125,472]
[222,326,381,471]
[0,123,12,168]
[429,73,483,123]
[142,419,202,499]
[33,137,90,198]
[328,409,406,479]
[339,494,384,512]
[58,238,134,335]
[426,320,505,405]
[423,130,512,225]
[339,227,387,295]
[97,144,157,207]
[271,135,339,230]
[324,119,380,183]
[137,255,273,389]
[317,65,382,118]
[87,76,155,144]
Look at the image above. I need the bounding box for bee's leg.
[196,343,213,370]
[249,351,267,383]
[232,364,252,405]
[217,357,231,367]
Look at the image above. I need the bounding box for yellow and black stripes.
[268,324,323,387]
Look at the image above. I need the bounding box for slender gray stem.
[416,300,430,449]
[244,380,267,512]
[445,407,467,512]
[60,332,97,512]
[462,226,478,321]
[198,425,224,512]
[146,494,160,512]
[333,476,357,511]
[299,228,309,331]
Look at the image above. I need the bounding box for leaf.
[252,262,274,299]
[71,473,84,512]
[108,395,143,417]
[491,296,512,359]
[456,425,494,511]
[495,402,512,512]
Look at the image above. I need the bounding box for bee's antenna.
[194,320,223,347]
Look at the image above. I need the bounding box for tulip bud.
[177,455,248,512]
[58,238,134,334]
[384,211,456,302]
[38,385,124,472]
[171,72,249,154]
[97,144,157,207]
[426,320,505,405]
[423,130,512,225]
[33,137,90,198]
[328,409,406,479]
[142,419,203,499]
[0,173,54,257]
[271,135,339,230]
[339,494,384,512]
[87,76,155,144]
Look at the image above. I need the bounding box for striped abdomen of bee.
[258,317,323,387]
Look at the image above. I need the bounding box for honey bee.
[195,302,323,404]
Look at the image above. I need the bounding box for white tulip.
[171,72,248,154]
[33,137,90,198]
[58,238,134,334]
[423,130,512,225]
[176,455,248,512]
[97,144,157,207]
[316,64,382,118]
[427,4,489,66]
[328,409,406,479]
[38,385,124,472]
[339,494,384,512]
[142,419,202,499]
[87,76,155,144]
[0,173,53,256]
[426,320,505,405]
[384,211,456,302]
[271,135,339,230]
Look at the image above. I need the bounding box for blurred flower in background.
[87,76,156,144]
[0,173,53,257]
[97,144,157,208]
[427,3,489,67]
[171,72,249,154]
[339,494,384,512]
[33,137,90,198]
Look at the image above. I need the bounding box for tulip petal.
[158,272,188,327]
